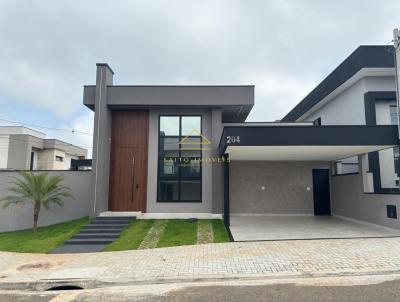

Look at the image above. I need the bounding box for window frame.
[157,115,202,203]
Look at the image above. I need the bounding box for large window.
[157,116,202,202]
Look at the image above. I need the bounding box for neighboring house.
[0,126,88,170]
[282,45,399,194]
[84,46,400,231]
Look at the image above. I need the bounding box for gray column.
[223,153,230,227]
[91,63,114,216]
[211,108,224,214]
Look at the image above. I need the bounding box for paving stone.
[2,238,400,284]
[197,221,213,244]
[138,220,167,249]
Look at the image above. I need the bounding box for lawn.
[104,219,155,251]
[105,219,230,252]
[0,217,90,253]
[157,219,198,248]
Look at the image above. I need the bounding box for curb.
[1,269,400,291]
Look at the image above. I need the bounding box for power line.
[0,135,93,149]
[0,118,93,136]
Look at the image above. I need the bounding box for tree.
[1,172,74,232]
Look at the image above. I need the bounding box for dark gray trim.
[332,172,359,177]
[364,91,397,125]
[282,46,395,122]
[223,154,230,228]
[363,91,399,194]
[219,125,399,155]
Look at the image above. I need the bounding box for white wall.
[304,78,367,124]
[0,135,9,169]
[303,76,396,125]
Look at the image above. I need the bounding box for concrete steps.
[52,216,136,252]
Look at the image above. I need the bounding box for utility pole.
[394,28,400,139]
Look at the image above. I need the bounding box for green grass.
[104,219,230,251]
[210,219,230,243]
[157,219,198,248]
[0,217,90,253]
[104,219,155,251]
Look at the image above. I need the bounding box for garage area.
[229,215,400,241]
[220,124,400,241]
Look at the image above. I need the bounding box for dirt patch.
[17,261,54,271]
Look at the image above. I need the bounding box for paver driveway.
[1,237,400,287]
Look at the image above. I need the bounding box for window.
[390,105,398,125]
[313,117,321,126]
[55,156,64,162]
[30,152,34,171]
[332,156,359,175]
[158,116,202,202]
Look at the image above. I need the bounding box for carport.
[220,124,400,241]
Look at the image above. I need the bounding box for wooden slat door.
[108,110,149,212]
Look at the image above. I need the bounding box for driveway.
[229,215,400,241]
[1,237,400,289]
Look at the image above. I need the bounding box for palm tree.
[1,172,74,232]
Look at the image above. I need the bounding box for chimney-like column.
[92,63,114,216]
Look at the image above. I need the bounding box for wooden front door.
[109,110,149,212]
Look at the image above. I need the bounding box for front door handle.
[131,156,135,202]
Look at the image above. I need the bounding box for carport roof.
[219,125,400,161]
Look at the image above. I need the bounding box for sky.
[0,0,399,157]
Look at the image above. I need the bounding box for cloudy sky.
[0,0,399,155]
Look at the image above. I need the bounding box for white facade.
[298,73,398,190]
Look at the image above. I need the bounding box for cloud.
[0,0,399,147]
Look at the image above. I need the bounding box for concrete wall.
[332,173,400,229]
[230,161,329,215]
[0,171,92,232]
[146,108,214,213]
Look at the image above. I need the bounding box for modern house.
[83,45,400,240]
[0,126,88,170]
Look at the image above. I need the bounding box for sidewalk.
[1,237,400,289]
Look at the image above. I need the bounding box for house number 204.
[226,136,240,144]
